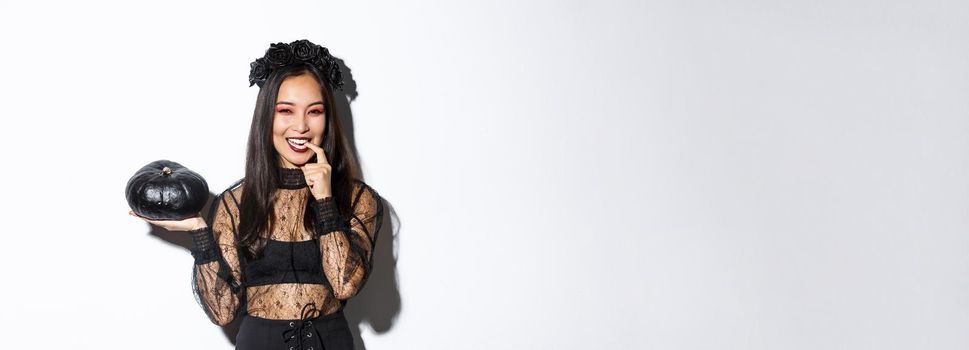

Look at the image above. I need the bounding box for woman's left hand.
[302,141,333,200]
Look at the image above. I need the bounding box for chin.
[283,156,309,167]
[286,151,316,165]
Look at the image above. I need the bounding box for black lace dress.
[186,166,384,350]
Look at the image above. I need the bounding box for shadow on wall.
[345,200,401,350]
[332,58,403,349]
[141,59,402,348]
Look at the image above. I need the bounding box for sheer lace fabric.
[189,168,384,325]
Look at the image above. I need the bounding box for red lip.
[287,138,310,153]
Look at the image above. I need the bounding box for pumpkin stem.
[162,166,172,175]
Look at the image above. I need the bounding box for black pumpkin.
[125,160,209,221]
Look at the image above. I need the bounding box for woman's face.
[272,73,326,168]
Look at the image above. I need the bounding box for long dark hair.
[238,63,360,260]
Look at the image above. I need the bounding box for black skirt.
[235,308,354,350]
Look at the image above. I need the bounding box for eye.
[278,109,291,114]
[310,109,324,115]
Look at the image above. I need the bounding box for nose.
[293,113,310,132]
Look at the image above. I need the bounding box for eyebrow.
[276,101,324,107]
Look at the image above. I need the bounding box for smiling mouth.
[287,137,309,151]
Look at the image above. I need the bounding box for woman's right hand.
[129,211,207,232]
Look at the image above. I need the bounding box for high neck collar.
[277,166,308,189]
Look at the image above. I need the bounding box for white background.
[1,0,967,349]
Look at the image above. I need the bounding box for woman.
[130,39,384,350]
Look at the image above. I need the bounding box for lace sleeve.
[310,181,385,300]
[188,189,245,326]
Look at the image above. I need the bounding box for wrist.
[188,226,218,264]
[188,217,208,231]
[310,196,349,237]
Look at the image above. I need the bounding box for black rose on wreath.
[327,62,343,87]
[291,39,320,62]
[264,42,294,67]
[248,57,270,87]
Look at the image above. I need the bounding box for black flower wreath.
[248,39,344,90]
